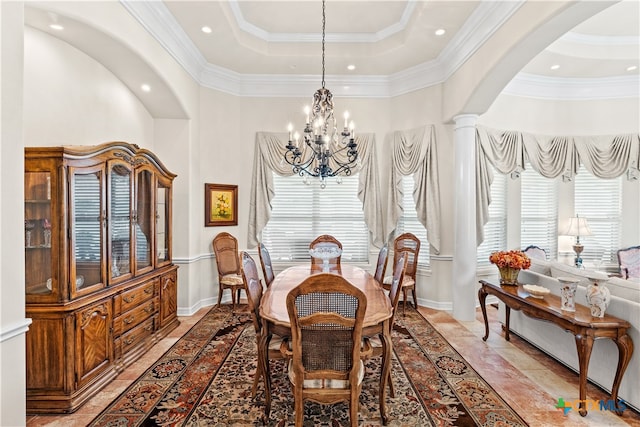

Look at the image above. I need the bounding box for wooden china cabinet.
[24,142,179,413]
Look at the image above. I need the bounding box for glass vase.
[498,266,520,285]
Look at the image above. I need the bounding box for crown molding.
[122,1,637,101]
[227,0,418,44]
[562,31,640,46]
[504,73,640,100]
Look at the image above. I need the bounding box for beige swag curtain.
[476,126,640,245]
[386,125,441,254]
[248,131,384,248]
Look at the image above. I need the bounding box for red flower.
[489,250,531,270]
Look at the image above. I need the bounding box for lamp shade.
[563,216,592,237]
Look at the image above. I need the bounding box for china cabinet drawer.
[115,315,157,358]
[113,297,158,336]
[114,279,158,316]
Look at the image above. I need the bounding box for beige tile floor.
[26,304,640,427]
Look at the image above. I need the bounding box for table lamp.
[563,214,592,268]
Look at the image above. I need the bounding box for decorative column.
[452,114,478,321]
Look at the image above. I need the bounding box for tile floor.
[26,304,640,427]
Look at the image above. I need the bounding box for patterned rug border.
[395,308,529,426]
[89,304,528,426]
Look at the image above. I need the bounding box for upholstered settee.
[498,259,640,412]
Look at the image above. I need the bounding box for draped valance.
[248,132,384,248]
[386,125,441,254]
[475,126,640,245]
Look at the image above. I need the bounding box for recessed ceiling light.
[550,64,560,70]
[201,26,212,34]
[347,65,356,71]
[49,24,64,31]
[627,65,638,72]
[141,84,151,92]
[435,28,446,36]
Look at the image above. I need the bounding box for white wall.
[24,27,154,146]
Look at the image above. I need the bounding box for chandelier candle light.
[284,0,358,188]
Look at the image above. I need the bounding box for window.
[395,175,430,267]
[520,167,558,259]
[261,173,369,262]
[574,166,622,265]
[477,168,507,266]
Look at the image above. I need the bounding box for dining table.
[259,263,394,424]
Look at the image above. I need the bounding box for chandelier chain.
[321,0,326,88]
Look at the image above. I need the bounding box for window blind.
[574,166,622,265]
[395,175,430,267]
[520,167,558,259]
[261,173,369,262]
[477,169,507,266]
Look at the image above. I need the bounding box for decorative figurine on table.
[25,220,35,247]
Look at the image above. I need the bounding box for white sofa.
[498,259,640,412]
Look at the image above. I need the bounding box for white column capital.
[453,114,479,130]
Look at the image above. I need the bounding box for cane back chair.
[284,273,368,427]
[212,232,245,310]
[383,232,420,315]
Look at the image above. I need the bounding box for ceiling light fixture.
[347,64,356,71]
[284,0,357,188]
[141,84,151,92]
[627,65,638,72]
[49,24,64,31]
[435,28,446,36]
[550,64,560,70]
[201,26,212,34]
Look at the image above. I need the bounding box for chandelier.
[284,0,358,188]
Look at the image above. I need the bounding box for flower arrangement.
[215,193,231,219]
[489,250,531,270]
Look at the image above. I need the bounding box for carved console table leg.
[612,333,634,414]
[479,287,490,341]
[575,332,595,416]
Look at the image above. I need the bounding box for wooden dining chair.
[240,252,287,397]
[373,243,389,285]
[364,251,407,398]
[383,232,420,315]
[283,273,368,427]
[309,234,343,266]
[258,243,275,287]
[212,232,245,310]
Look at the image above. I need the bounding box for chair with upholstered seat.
[383,233,420,315]
[364,251,407,398]
[284,273,368,427]
[309,234,343,267]
[240,252,287,397]
[258,242,275,287]
[523,245,548,261]
[373,243,389,285]
[617,245,640,279]
[212,232,245,310]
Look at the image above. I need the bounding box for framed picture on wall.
[205,183,238,226]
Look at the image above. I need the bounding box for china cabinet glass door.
[156,179,171,265]
[71,166,106,297]
[135,169,153,274]
[109,163,133,282]
[25,171,53,297]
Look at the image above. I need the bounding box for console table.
[478,280,633,416]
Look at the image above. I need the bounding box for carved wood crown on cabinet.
[24,142,179,414]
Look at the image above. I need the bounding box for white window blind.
[261,173,369,262]
[574,166,622,265]
[477,169,507,266]
[395,175,430,267]
[520,167,558,259]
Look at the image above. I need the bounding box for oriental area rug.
[89,305,528,426]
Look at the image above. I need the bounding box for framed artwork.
[205,183,238,226]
